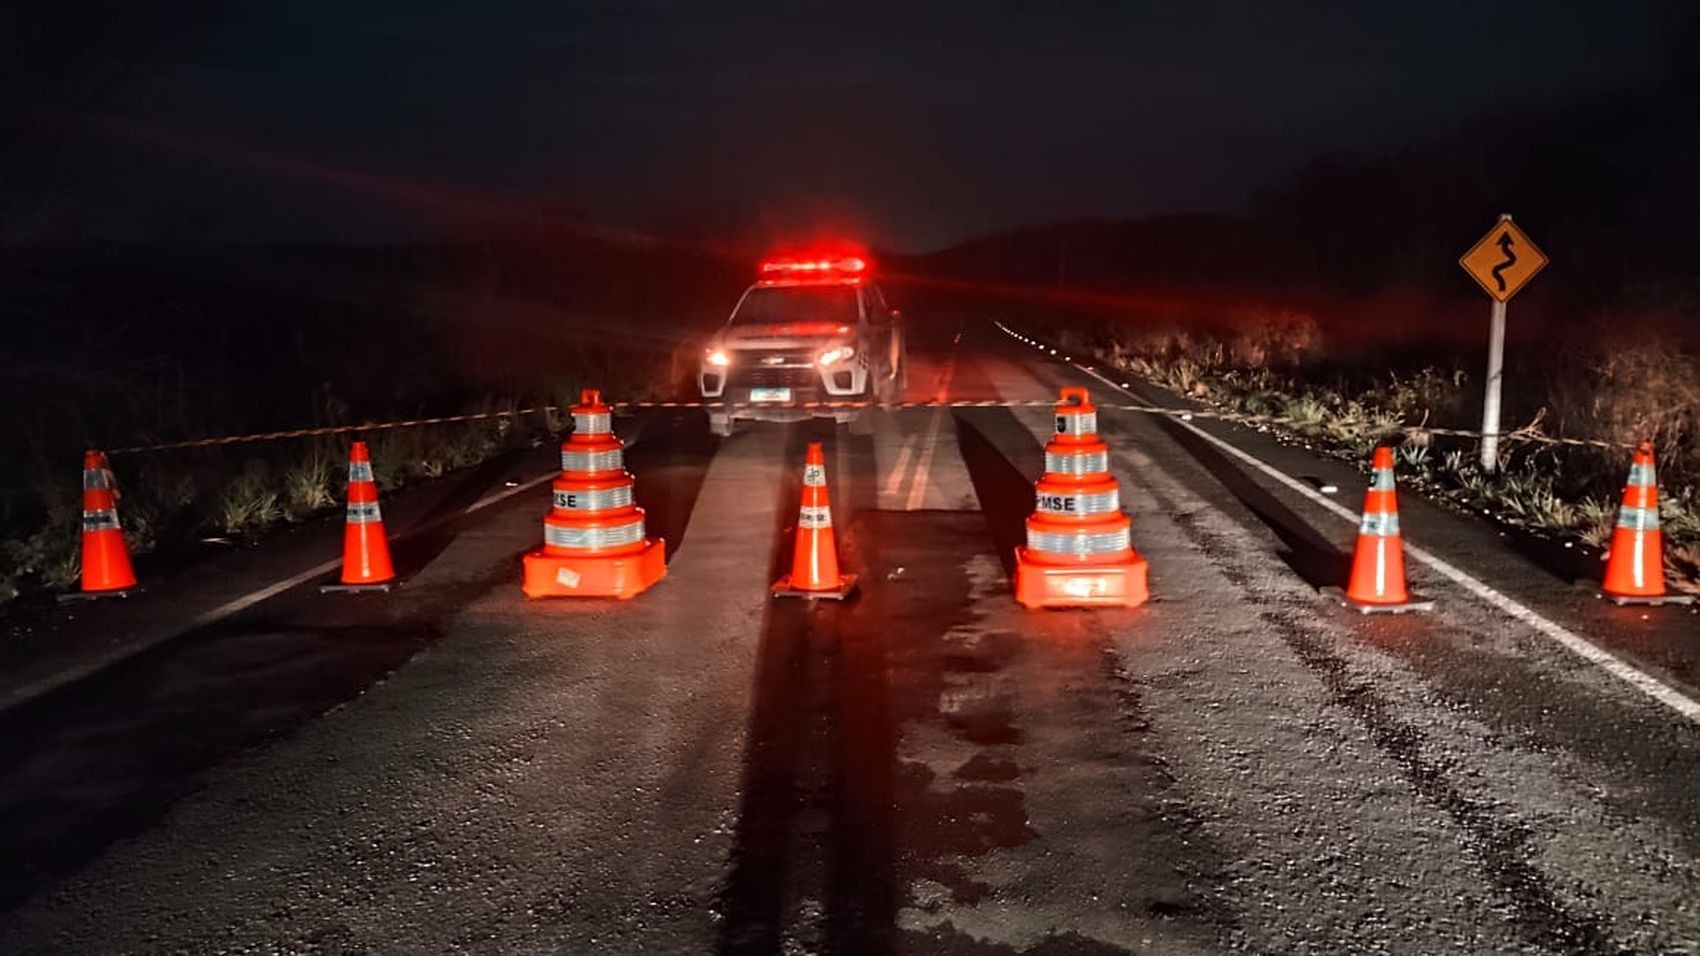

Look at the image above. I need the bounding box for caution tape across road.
[104,396,1636,456]
[99,314,1634,457]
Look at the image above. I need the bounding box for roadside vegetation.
[0,365,702,607]
[1033,308,1700,592]
[1,393,557,605]
[0,238,737,607]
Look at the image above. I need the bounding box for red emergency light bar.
[758,255,869,279]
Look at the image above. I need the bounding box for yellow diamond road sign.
[1460,217,1547,302]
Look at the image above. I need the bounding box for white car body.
[699,270,904,432]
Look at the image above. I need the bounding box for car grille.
[731,367,819,389]
[728,348,819,389]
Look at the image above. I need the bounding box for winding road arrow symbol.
[1461,216,1545,302]
[1490,231,1517,293]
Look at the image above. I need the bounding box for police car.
[699,253,905,435]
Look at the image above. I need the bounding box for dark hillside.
[0,237,745,460]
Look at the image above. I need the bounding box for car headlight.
[705,348,730,367]
[817,345,856,367]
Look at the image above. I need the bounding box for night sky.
[8,1,1694,251]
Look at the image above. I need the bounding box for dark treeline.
[0,236,744,464]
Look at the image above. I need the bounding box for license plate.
[749,388,792,402]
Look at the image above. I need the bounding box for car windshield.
[731,286,859,325]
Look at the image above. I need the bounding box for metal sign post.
[1479,297,1508,470]
[1459,213,1548,473]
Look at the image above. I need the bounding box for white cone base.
[773,573,858,600]
[1321,586,1434,615]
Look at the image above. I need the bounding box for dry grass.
[217,464,283,536]
[0,390,582,606]
[0,480,82,600]
[1549,328,1700,481]
[283,448,339,518]
[1087,308,1700,583]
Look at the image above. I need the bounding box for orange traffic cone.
[522,389,666,599]
[773,441,857,599]
[322,440,396,592]
[1598,441,1694,606]
[1013,388,1149,608]
[1326,445,1432,613]
[65,449,138,600]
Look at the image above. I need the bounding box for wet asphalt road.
[0,317,1698,953]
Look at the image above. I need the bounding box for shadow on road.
[950,406,1044,580]
[719,411,1056,954]
[718,419,893,954]
[389,450,537,579]
[630,410,721,560]
[1153,418,1351,590]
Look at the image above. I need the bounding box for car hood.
[719,322,850,346]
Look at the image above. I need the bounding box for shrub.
[1370,366,1469,424]
[1226,309,1321,368]
[1282,396,1328,433]
[1665,490,1700,540]
[217,463,283,536]
[1547,323,1700,484]
[283,448,339,519]
[0,479,82,597]
[1576,498,1618,547]
[370,428,427,490]
[1089,308,1698,584]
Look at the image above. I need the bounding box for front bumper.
[703,385,865,424]
[718,404,863,425]
[699,355,867,400]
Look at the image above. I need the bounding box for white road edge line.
[466,468,559,514]
[4,467,561,714]
[1060,357,1700,725]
